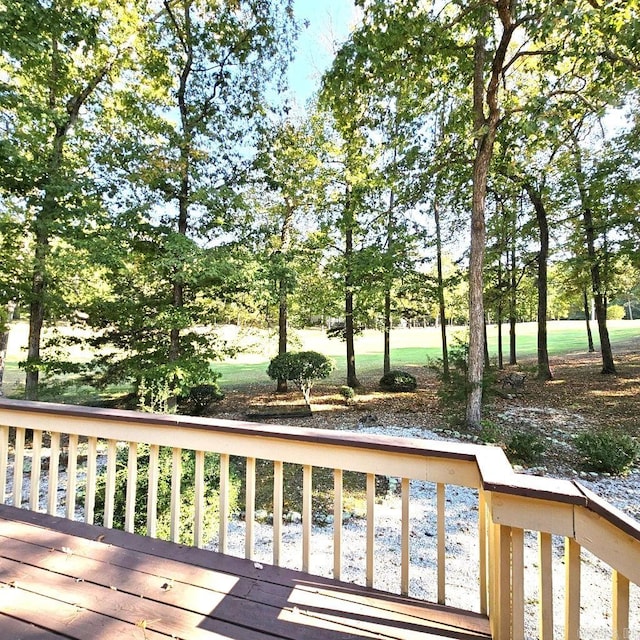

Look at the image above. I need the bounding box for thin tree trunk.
[466,3,515,428]
[383,290,391,375]
[383,188,395,376]
[168,2,195,411]
[583,289,595,352]
[524,183,552,380]
[497,302,503,370]
[277,200,294,392]
[434,198,449,380]
[509,235,517,366]
[573,140,616,374]
[345,222,359,388]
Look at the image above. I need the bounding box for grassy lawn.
[4,319,639,393]
[213,320,640,388]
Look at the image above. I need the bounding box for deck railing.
[0,398,638,640]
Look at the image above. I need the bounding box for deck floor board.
[0,505,491,640]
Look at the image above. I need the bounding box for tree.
[79,0,295,403]
[254,116,321,391]
[267,351,334,407]
[0,0,142,399]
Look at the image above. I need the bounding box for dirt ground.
[210,339,640,476]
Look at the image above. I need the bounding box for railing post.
[47,431,60,515]
[612,570,630,640]
[538,531,554,640]
[125,441,138,533]
[487,492,513,640]
[147,444,159,538]
[28,429,42,511]
[333,468,343,581]
[0,424,8,505]
[13,427,25,507]
[479,489,488,615]
[564,537,581,640]
[437,482,446,604]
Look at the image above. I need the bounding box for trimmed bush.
[180,384,224,416]
[267,351,334,406]
[379,370,417,392]
[574,429,639,475]
[506,431,545,465]
[339,385,355,404]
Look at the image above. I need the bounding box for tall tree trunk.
[524,183,552,381]
[383,290,391,375]
[466,3,515,428]
[583,289,595,352]
[383,188,395,376]
[345,223,360,388]
[168,3,195,411]
[573,141,616,374]
[277,200,294,392]
[434,199,449,380]
[509,233,517,365]
[497,302,503,370]
[26,133,65,400]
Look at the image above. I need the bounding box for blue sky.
[287,0,359,105]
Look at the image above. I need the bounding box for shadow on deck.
[0,504,490,640]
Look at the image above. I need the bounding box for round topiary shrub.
[267,351,334,406]
[379,370,417,392]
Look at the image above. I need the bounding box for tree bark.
[383,188,395,376]
[583,289,595,352]
[277,200,294,392]
[345,222,360,388]
[573,141,616,374]
[523,183,552,380]
[434,199,449,380]
[466,2,516,428]
[509,230,518,366]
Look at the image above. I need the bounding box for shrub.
[428,332,497,425]
[179,384,224,416]
[506,431,546,465]
[339,385,355,404]
[267,351,334,406]
[94,445,240,544]
[379,370,417,392]
[479,419,501,444]
[574,429,639,475]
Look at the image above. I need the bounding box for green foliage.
[180,384,225,417]
[506,432,546,466]
[379,370,417,392]
[574,429,639,475]
[429,334,497,425]
[478,419,501,444]
[339,385,355,404]
[267,351,334,406]
[607,305,625,320]
[94,445,240,545]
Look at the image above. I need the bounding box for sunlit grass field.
[4,319,639,393]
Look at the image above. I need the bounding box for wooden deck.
[0,504,491,640]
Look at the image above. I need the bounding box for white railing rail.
[0,398,638,640]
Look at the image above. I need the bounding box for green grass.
[214,321,640,389]
[5,320,639,394]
